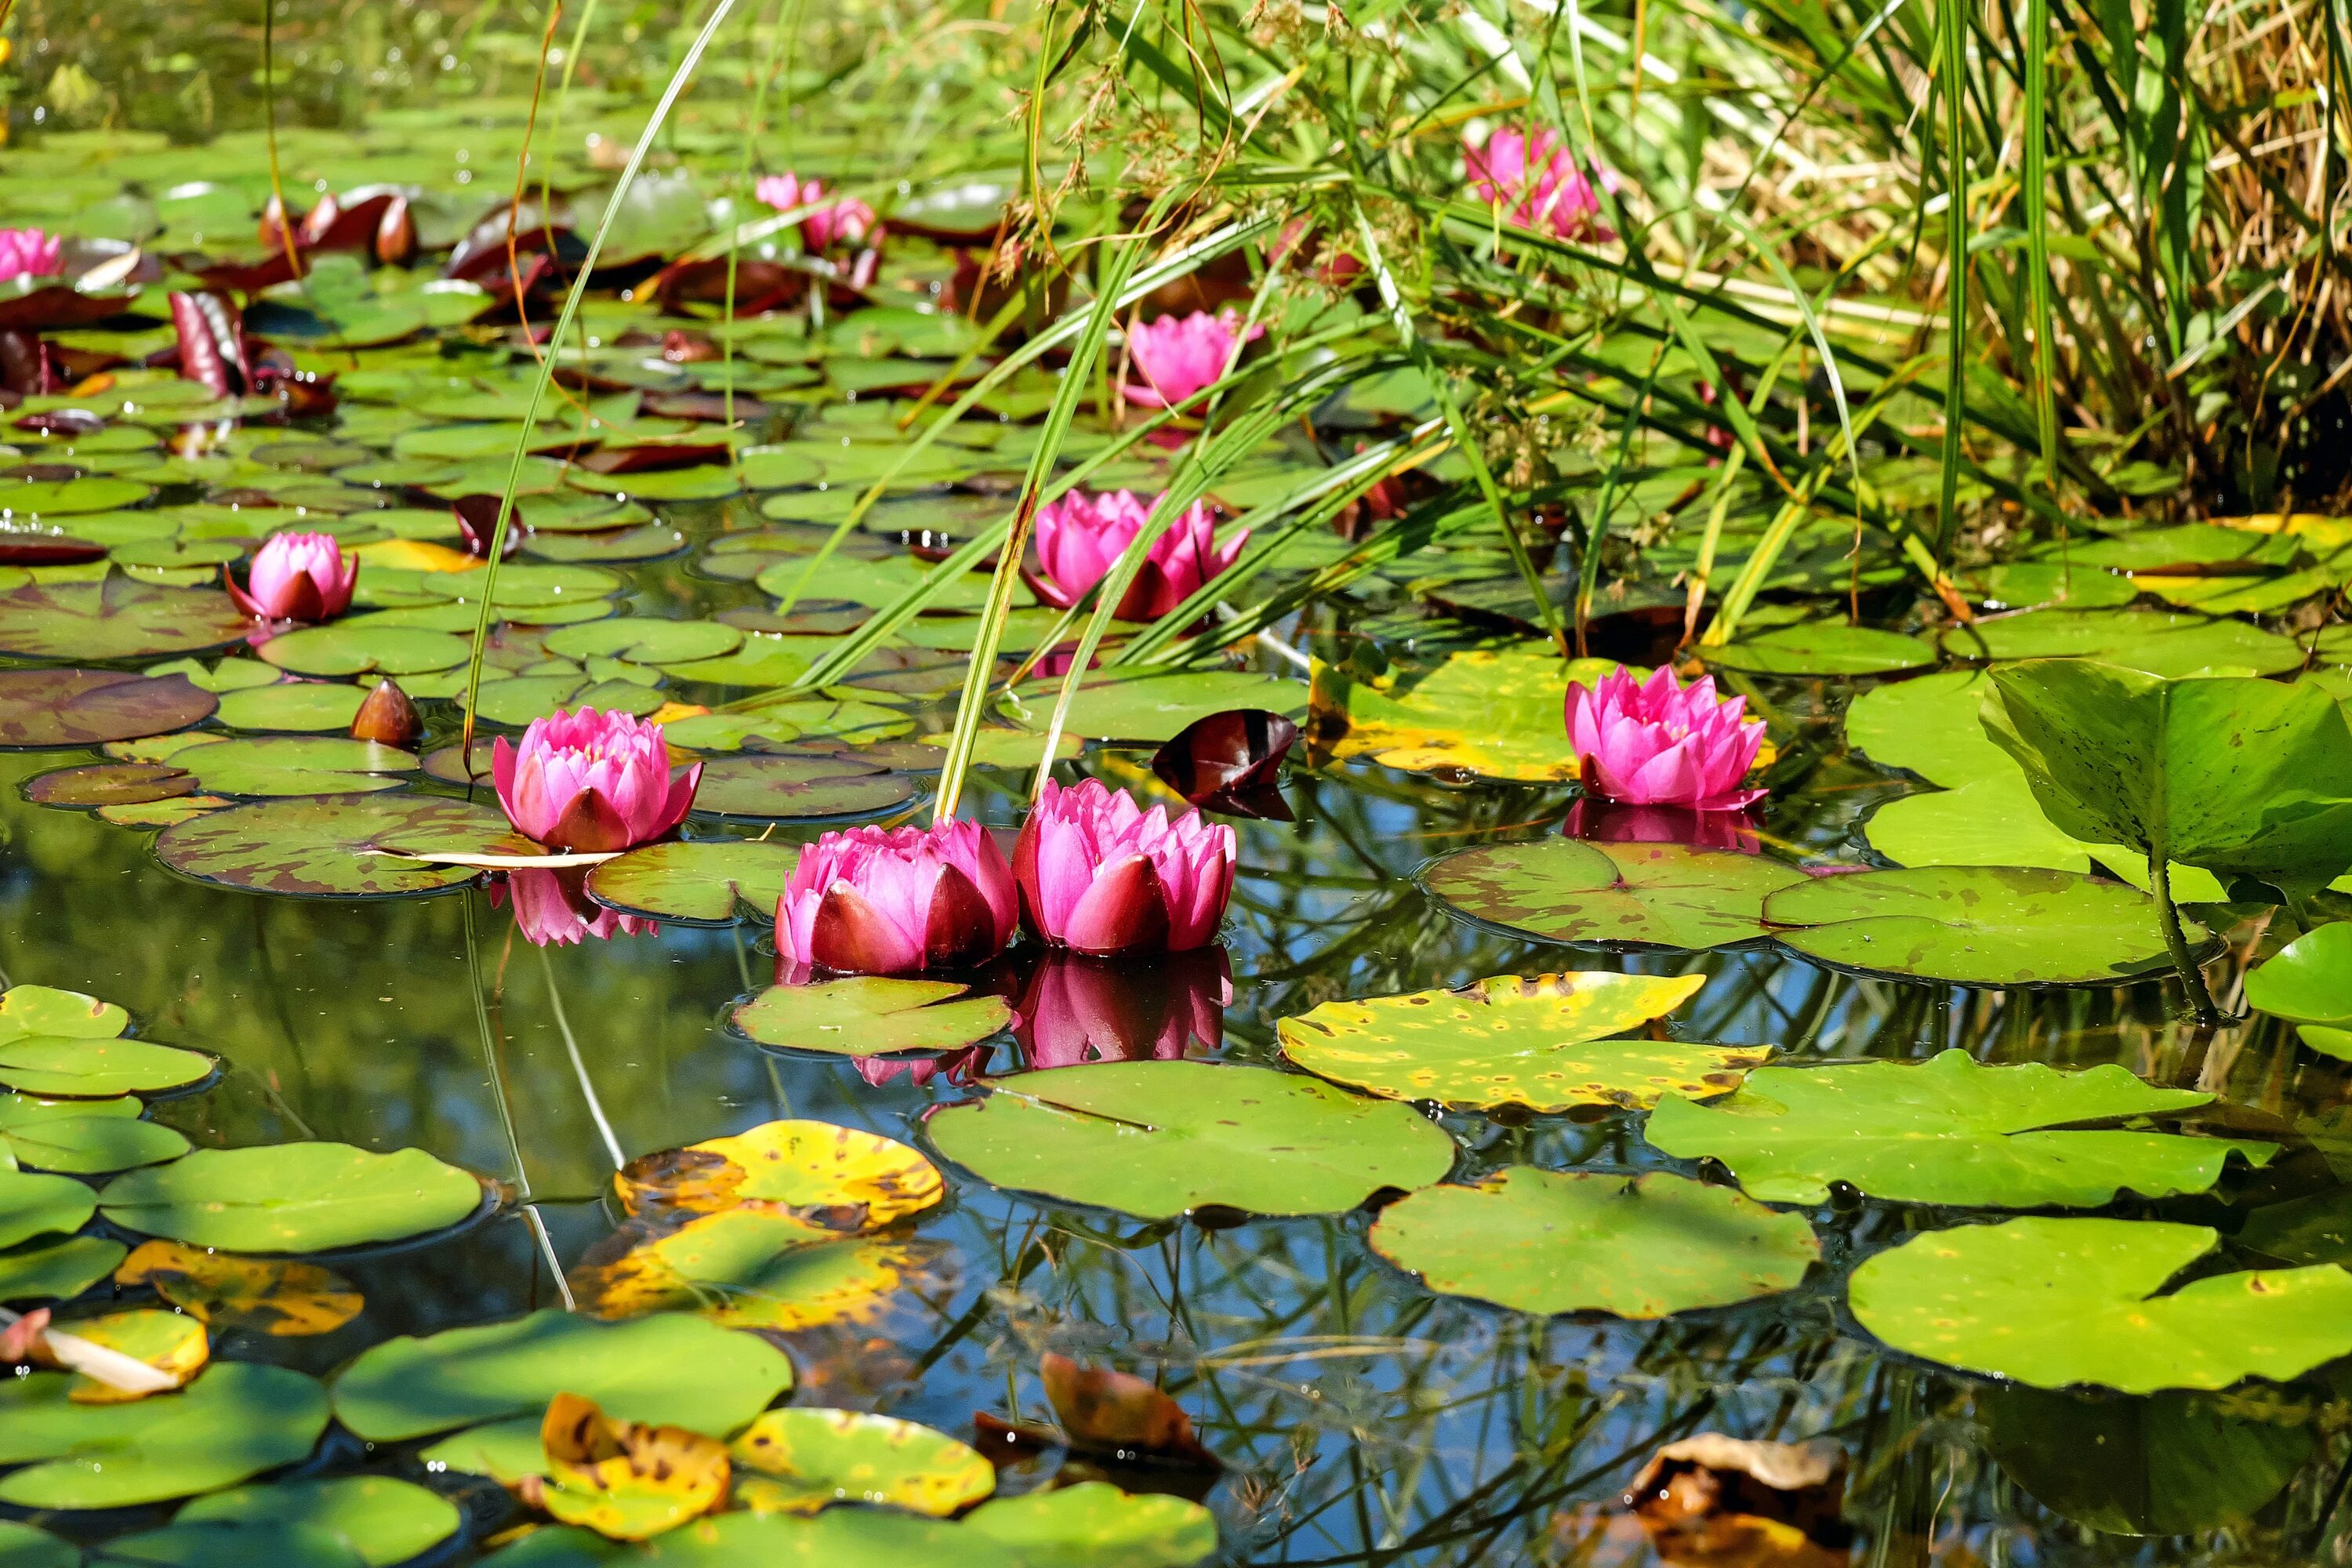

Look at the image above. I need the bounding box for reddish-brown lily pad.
[154,795,514,898]
[23,761,199,808]
[0,577,253,661]
[0,669,219,749]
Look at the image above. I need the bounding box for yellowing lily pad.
[537,1392,731,1541]
[1306,646,1613,780]
[115,1240,365,1337]
[731,1407,994,1517]
[570,1209,919,1332]
[1276,971,1762,1112]
[615,1116,944,1229]
[58,1306,209,1403]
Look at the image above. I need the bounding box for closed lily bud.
[374,194,417,267]
[350,678,422,747]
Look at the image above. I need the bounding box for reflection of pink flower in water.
[1029,488,1246,622]
[1013,948,1229,1069]
[853,1045,990,1089]
[0,230,62,283]
[754,172,877,252]
[493,867,659,948]
[1563,797,1760,855]
[1565,666,1766,810]
[1123,309,1263,409]
[1464,126,1614,242]
[775,820,1018,977]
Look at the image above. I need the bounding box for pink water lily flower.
[227,531,358,622]
[775,820,1018,976]
[754,172,877,252]
[495,867,657,948]
[1030,489,1246,622]
[1564,666,1766,810]
[1123,309,1262,409]
[1464,126,1613,242]
[1014,779,1236,955]
[493,708,702,853]
[0,229,62,283]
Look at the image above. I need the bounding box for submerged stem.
[2150,851,2224,1026]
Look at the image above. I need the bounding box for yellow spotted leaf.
[1308,648,1625,781]
[351,538,481,573]
[731,1407,994,1516]
[614,1118,942,1232]
[114,1240,364,1336]
[1278,971,1767,1112]
[57,1307,209,1403]
[570,1207,922,1332]
[536,1392,731,1541]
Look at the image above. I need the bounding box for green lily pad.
[0,1361,330,1508]
[1861,772,2099,873]
[1762,866,2187,985]
[735,978,1013,1057]
[1646,1050,2268,1207]
[0,1168,96,1250]
[0,474,155,515]
[1959,560,2140,611]
[731,1407,994,1517]
[0,668,217,749]
[690,754,916,819]
[0,1234,129,1304]
[1424,839,1807,951]
[925,1062,1457,1220]
[0,578,252,660]
[1978,1385,2310,1537]
[0,1523,74,1568]
[0,1092,190,1173]
[1368,1167,1818,1317]
[99,1142,482,1252]
[259,622,471,677]
[329,1308,795,1442]
[1308,644,1601,781]
[1005,670,1307,743]
[155,796,510,897]
[525,522,688,564]
[963,1481,1218,1566]
[81,1520,366,1568]
[0,1036,213,1098]
[180,736,417,797]
[474,674,666,727]
[2247,923,2352,1026]
[660,637,826,688]
[0,984,128,1042]
[663,697,914,752]
[417,1416,546,1484]
[176,1475,463,1567]
[215,681,369,733]
[1843,670,2011,787]
[1847,1217,2352,1392]
[584,840,802,925]
[1702,622,1936,675]
[543,617,742,666]
[1276,971,1768,1112]
[1942,608,2303,677]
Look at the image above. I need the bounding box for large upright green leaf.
[1646,1051,2268,1207]
[1982,660,2352,894]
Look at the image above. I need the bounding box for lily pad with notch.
[1369,1167,1818,1318]
[175,1475,463,1568]
[1700,622,1936,676]
[1425,839,1806,951]
[689,753,916,820]
[1006,670,1308,744]
[0,577,253,661]
[543,617,742,666]
[0,668,217,749]
[614,1117,944,1229]
[0,1092,190,1173]
[924,1061,1457,1220]
[0,1234,129,1305]
[258,622,470,678]
[1762,865,2193,986]
[584,840,802,925]
[99,1142,483,1253]
[1645,1050,2270,1207]
[730,1406,994,1518]
[569,1210,926,1334]
[1940,608,2303,677]
[0,1168,98,1250]
[180,736,417,797]
[0,1036,214,1098]
[214,681,369,733]
[0,1361,331,1508]
[1847,1216,2352,1392]
[1277,971,1767,1112]
[154,796,514,898]
[23,760,199,808]
[734,978,1012,1059]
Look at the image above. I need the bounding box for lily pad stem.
[2150,851,2223,1026]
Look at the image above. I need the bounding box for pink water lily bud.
[1014,947,1229,1069]
[1013,779,1236,955]
[1030,489,1246,622]
[1464,126,1614,242]
[228,531,358,622]
[754,172,877,252]
[0,230,62,284]
[492,708,702,853]
[494,867,657,948]
[775,819,1018,976]
[1123,309,1263,409]
[1564,666,1766,810]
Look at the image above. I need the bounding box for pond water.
[0,13,2349,1568]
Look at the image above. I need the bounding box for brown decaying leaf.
[114,1239,364,1337]
[532,1392,730,1541]
[1039,1352,1219,1468]
[1621,1433,1853,1565]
